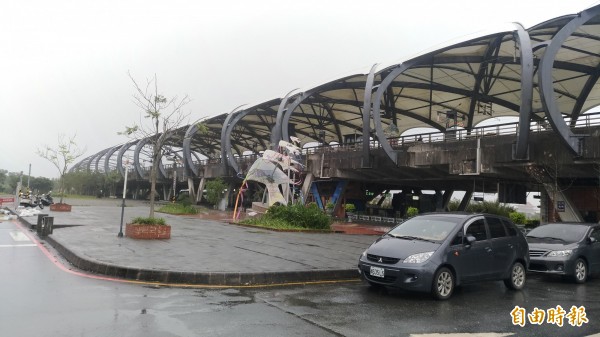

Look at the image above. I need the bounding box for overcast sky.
[1,0,598,179]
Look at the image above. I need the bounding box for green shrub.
[509,212,526,225]
[177,194,192,207]
[406,206,419,218]
[525,218,540,228]
[158,203,198,215]
[344,203,356,212]
[130,217,166,225]
[447,199,516,217]
[205,178,227,206]
[243,202,332,230]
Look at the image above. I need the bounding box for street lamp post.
[118,161,130,238]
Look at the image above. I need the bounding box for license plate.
[370,266,385,278]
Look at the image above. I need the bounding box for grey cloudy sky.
[1,0,597,179]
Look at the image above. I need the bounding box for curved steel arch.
[281,90,314,142]
[280,74,371,149]
[116,141,138,177]
[92,148,112,173]
[361,63,379,167]
[372,62,416,164]
[220,104,247,174]
[103,145,121,175]
[538,5,600,155]
[134,138,150,179]
[513,22,534,159]
[270,89,300,148]
[182,122,203,178]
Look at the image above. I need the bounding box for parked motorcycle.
[20,194,44,209]
[40,191,54,206]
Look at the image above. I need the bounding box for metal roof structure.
[73,4,600,180]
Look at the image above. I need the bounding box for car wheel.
[573,258,587,284]
[431,267,454,300]
[504,261,526,290]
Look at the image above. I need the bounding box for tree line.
[0,169,120,198]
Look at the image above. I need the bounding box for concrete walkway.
[8,197,382,286]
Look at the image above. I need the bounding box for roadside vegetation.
[448,199,539,227]
[241,202,332,231]
[157,194,199,215]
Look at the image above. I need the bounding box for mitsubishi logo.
[378,257,383,263]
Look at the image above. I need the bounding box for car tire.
[504,261,526,290]
[573,258,587,284]
[431,267,454,300]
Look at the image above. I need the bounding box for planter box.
[125,223,171,240]
[50,203,72,212]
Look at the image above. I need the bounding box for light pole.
[118,160,130,238]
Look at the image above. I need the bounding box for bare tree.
[37,134,86,204]
[121,72,190,218]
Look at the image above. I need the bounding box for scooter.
[40,191,54,206]
[20,194,44,209]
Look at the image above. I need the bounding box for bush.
[448,199,516,217]
[205,178,227,206]
[406,206,419,218]
[243,202,331,230]
[509,212,526,225]
[130,217,166,225]
[525,218,540,228]
[176,194,192,207]
[344,203,356,212]
[158,203,198,215]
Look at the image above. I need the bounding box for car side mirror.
[465,234,476,246]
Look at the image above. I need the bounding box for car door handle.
[485,247,492,253]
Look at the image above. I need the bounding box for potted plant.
[325,201,335,215]
[125,216,171,240]
[344,203,356,222]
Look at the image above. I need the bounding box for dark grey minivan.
[358,213,529,300]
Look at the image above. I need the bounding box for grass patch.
[157,203,199,215]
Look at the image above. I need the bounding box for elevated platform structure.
[72,5,600,223]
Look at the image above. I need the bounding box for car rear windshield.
[526,224,588,243]
[389,216,458,241]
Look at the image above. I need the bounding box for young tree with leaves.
[37,134,86,204]
[121,72,190,218]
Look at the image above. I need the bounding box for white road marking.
[9,231,31,242]
[0,244,37,248]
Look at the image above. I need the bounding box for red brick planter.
[125,223,171,240]
[50,203,72,212]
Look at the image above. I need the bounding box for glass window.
[450,231,463,246]
[590,228,600,241]
[527,224,589,243]
[487,217,507,238]
[502,219,518,236]
[465,219,487,241]
[388,215,459,241]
